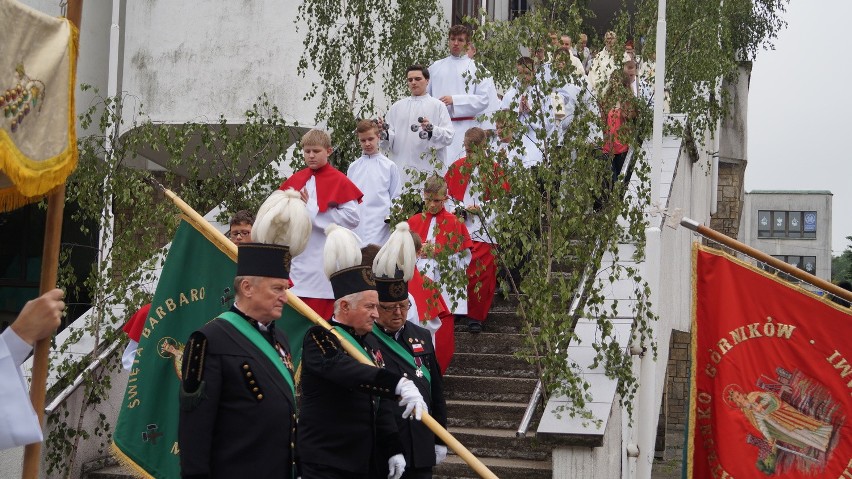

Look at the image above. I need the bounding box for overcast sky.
[747,0,850,255]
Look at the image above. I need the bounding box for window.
[757,210,817,239]
[770,255,817,274]
[452,0,477,25]
[452,0,498,24]
[510,0,529,19]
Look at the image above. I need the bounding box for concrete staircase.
[434,297,554,479]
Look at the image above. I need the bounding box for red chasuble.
[279,163,363,212]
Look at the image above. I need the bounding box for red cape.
[445,156,510,202]
[407,208,473,254]
[279,163,363,212]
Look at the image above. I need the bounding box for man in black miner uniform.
[178,243,298,479]
[298,224,427,479]
[373,275,448,478]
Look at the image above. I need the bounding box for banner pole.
[681,217,852,303]
[21,1,84,477]
[160,186,499,479]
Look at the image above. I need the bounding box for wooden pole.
[22,2,84,477]
[162,188,499,479]
[681,217,852,303]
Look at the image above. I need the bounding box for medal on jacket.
[371,349,386,369]
[276,343,294,371]
[414,356,424,377]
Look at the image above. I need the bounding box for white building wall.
[121,1,324,129]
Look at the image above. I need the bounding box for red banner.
[689,245,852,478]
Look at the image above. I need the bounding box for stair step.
[446,399,528,429]
[454,331,526,354]
[447,426,552,460]
[443,375,538,402]
[445,352,537,378]
[85,465,137,479]
[434,454,552,479]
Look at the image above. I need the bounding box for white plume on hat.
[323,224,362,279]
[253,189,312,256]
[373,222,416,281]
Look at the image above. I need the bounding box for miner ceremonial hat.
[236,243,291,279]
[329,265,376,300]
[375,271,408,302]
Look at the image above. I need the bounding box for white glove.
[396,378,428,420]
[435,444,448,464]
[387,453,406,479]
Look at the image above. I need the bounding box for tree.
[832,236,852,284]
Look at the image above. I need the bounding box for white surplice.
[288,176,360,299]
[382,94,454,187]
[0,328,42,450]
[347,153,401,246]
[428,55,493,163]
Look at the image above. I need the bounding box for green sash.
[332,325,371,361]
[372,324,432,384]
[218,312,296,398]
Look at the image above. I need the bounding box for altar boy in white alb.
[347,119,402,246]
[381,64,454,186]
[428,24,494,163]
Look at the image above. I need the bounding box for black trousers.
[402,467,433,479]
[300,462,369,479]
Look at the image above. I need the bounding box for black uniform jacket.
[297,321,404,475]
[178,309,297,479]
[374,322,447,470]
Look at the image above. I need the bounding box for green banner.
[112,219,313,478]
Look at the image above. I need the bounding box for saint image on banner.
[723,369,843,475]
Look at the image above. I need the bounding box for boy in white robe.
[381,65,454,186]
[278,129,362,320]
[347,119,402,246]
[428,25,494,163]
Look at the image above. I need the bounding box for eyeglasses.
[379,302,412,313]
[229,230,251,238]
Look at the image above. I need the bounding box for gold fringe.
[110,442,155,479]
[687,242,699,479]
[0,20,79,213]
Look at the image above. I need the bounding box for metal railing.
[44,337,124,415]
[515,235,606,437]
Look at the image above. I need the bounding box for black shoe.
[467,320,483,334]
